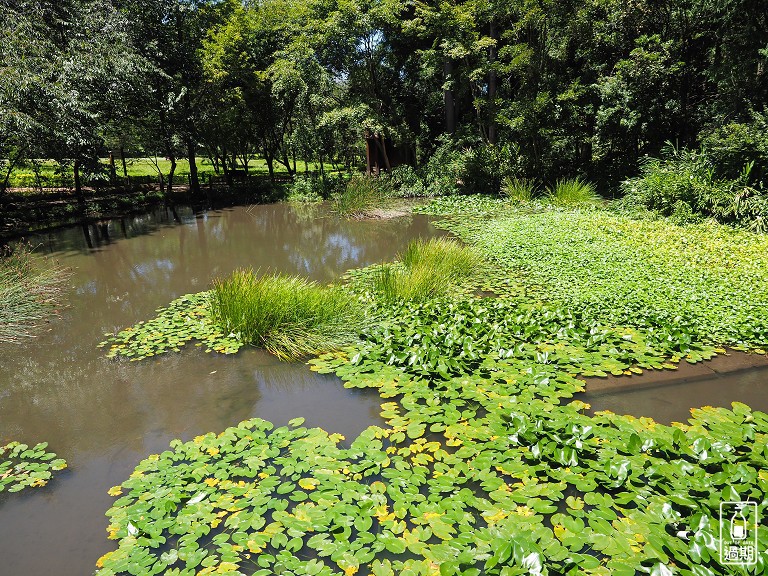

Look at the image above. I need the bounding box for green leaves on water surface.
[0,441,67,493]
[344,297,717,381]
[98,201,768,574]
[99,362,768,575]
[422,197,768,350]
[98,292,243,360]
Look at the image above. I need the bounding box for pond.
[0,203,443,576]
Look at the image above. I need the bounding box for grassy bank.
[6,157,325,189]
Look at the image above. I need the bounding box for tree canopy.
[1,0,767,193]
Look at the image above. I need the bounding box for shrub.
[701,110,768,184]
[546,177,600,206]
[388,165,426,197]
[288,174,346,202]
[209,269,364,360]
[372,238,480,302]
[623,144,768,232]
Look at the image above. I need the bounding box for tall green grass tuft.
[209,269,364,360]
[545,178,600,206]
[333,174,392,218]
[0,244,69,343]
[501,177,537,203]
[372,238,481,302]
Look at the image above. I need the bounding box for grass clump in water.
[210,269,364,360]
[0,244,69,343]
[333,174,392,218]
[501,177,538,203]
[373,237,480,302]
[545,177,600,206]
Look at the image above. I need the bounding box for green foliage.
[287,174,346,202]
[0,244,69,343]
[701,110,768,184]
[434,200,768,347]
[369,238,480,303]
[98,197,768,576]
[332,174,392,218]
[623,145,768,232]
[98,293,243,360]
[209,270,364,360]
[0,441,67,493]
[387,166,426,198]
[545,178,601,206]
[501,177,537,203]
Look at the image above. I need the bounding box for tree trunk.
[444,59,456,135]
[488,20,499,145]
[109,152,117,183]
[119,145,128,178]
[187,140,201,197]
[166,156,177,198]
[73,159,85,209]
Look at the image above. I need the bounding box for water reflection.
[0,203,441,576]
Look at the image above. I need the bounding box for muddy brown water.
[0,203,442,576]
[582,364,768,425]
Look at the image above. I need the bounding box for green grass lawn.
[5,156,324,188]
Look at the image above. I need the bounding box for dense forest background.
[2,0,768,198]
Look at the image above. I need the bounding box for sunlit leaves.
[0,441,67,493]
[98,292,243,360]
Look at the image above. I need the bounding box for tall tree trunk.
[187,140,201,197]
[444,59,456,135]
[73,159,85,209]
[120,145,128,178]
[109,152,117,183]
[166,156,177,198]
[488,20,499,145]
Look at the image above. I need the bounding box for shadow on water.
[0,202,441,576]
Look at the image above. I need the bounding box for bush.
[421,141,466,196]
[388,165,426,197]
[210,269,364,360]
[422,142,519,197]
[701,110,768,184]
[372,237,480,302]
[623,144,768,232]
[287,174,346,202]
[545,178,600,206]
[333,173,392,217]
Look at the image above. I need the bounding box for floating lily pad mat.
[0,442,67,494]
[97,200,768,574]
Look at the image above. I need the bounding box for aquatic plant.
[209,269,365,360]
[96,303,768,575]
[0,244,69,343]
[545,178,601,206]
[0,441,67,493]
[98,292,243,360]
[97,198,768,575]
[501,177,538,203]
[371,238,480,303]
[332,174,392,218]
